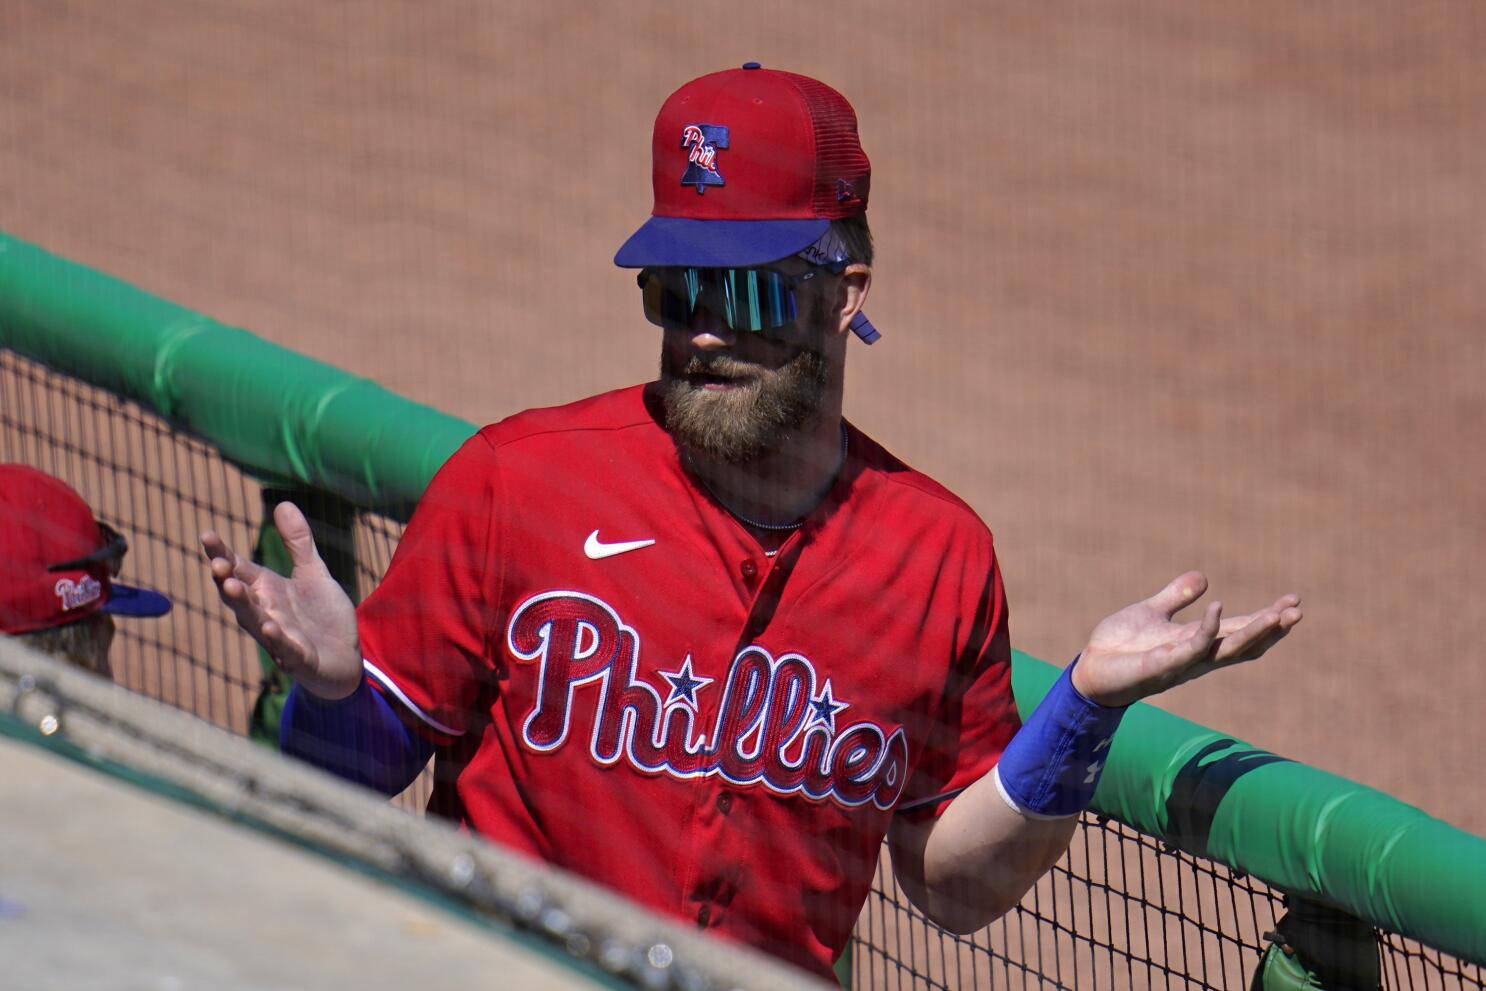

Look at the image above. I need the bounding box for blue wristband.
[281,675,434,796]
[994,656,1125,818]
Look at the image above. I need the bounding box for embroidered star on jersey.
[659,654,713,710]
[808,678,849,734]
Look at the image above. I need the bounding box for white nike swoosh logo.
[584,530,656,560]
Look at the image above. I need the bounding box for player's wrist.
[298,663,366,703]
[1068,653,1099,701]
[1068,650,1141,708]
[994,655,1126,819]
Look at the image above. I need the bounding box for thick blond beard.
[660,346,828,464]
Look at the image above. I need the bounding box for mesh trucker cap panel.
[773,71,871,219]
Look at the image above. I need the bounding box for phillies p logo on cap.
[680,124,728,193]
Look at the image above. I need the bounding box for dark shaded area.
[1165,737,1289,857]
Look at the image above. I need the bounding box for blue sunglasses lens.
[639,267,799,333]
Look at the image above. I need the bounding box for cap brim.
[102,583,172,618]
[614,217,830,268]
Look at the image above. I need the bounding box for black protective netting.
[3,347,1481,990]
[856,817,1285,990]
[2,349,264,730]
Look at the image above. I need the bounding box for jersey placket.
[675,523,810,932]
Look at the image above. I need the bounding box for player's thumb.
[273,501,329,578]
[1146,570,1209,617]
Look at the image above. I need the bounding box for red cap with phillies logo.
[614,63,872,269]
[0,464,171,635]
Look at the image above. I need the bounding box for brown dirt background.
[1,0,1482,845]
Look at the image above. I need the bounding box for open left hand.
[1070,571,1303,708]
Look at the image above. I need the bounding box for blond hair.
[14,614,112,679]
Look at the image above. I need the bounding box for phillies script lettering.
[507,591,909,810]
[54,575,102,611]
[681,125,719,174]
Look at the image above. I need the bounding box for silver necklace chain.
[692,423,848,532]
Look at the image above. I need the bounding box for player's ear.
[832,263,871,339]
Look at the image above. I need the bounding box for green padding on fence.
[1013,651,1486,966]
[0,232,476,511]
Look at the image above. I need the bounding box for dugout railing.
[3,229,1483,990]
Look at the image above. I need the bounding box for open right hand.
[201,501,362,700]
[1071,571,1302,708]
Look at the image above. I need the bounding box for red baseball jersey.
[357,384,1019,978]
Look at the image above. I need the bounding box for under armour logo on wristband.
[1086,736,1113,782]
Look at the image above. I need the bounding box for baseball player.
[3,463,172,679]
[201,65,1302,979]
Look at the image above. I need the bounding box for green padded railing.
[0,232,473,514]
[3,228,1482,967]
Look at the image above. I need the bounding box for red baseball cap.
[615,63,872,270]
[0,464,172,635]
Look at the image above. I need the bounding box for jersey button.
[740,559,758,580]
[696,905,711,927]
[716,792,733,814]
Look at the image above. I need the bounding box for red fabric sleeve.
[899,547,1020,821]
[357,432,503,742]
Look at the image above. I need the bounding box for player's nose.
[686,306,736,351]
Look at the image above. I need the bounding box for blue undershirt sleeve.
[280,677,434,796]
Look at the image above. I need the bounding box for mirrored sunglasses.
[637,266,831,335]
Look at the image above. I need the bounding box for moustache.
[676,355,764,381]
